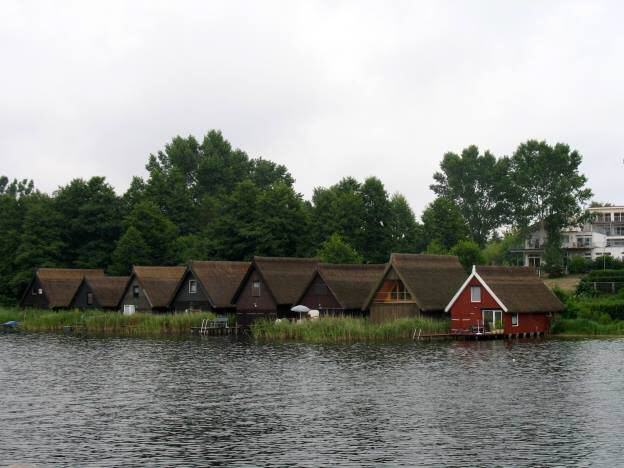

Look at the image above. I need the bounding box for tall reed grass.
[251,316,450,342]
[0,308,215,336]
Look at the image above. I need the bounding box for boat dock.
[190,317,242,336]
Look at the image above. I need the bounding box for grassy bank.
[551,289,624,336]
[251,316,450,342]
[0,308,215,336]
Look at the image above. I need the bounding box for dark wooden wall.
[20,277,50,309]
[119,277,152,312]
[369,303,420,323]
[235,269,277,313]
[171,271,213,312]
[299,274,342,311]
[71,281,102,310]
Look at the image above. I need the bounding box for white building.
[519,206,624,268]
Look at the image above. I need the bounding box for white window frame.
[123,304,136,315]
[470,286,481,303]
[482,309,503,329]
[189,279,197,295]
[511,313,519,327]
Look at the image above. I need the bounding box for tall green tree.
[0,177,35,304]
[12,194,65,293]
[450,239,485,272]
[421,197,470,251]
[388,193,425,253]
[205,180,262,260]
[255,182,312,257]
[109,226,151,275]
[359,177,392,263]
[207,180,311,259]
[311,177,365,249]
[430,145,509,246]
[123,201,178,265]
[508,140,592,275]
[54,177,123,269]
[316,233,363,264]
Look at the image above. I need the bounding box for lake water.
[2,334,624,467]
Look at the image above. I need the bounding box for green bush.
[567,256,590,274]
[592,256,624,270]
[576,269,624,296]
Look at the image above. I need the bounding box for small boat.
[1,320,19,333]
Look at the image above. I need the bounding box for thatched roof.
[233,257,318,305]
[132,266,186,308]
[187,261,250,308]
[475,266,564,313]
[300,263,386,310]
[34,268,105,308]
[364,254,466,312]
[84,276,130,308]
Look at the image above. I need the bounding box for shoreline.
[4,308,624,342]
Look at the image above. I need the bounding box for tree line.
[0,130,591,305]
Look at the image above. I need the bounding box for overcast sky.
[2,1,623,214]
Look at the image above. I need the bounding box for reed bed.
[0,308,215,336]
[551,318,624,336]
[251,316,450,342]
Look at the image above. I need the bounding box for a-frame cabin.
[363,253,466,323]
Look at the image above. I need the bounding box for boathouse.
[362,254,466,323]
[20,268,105,309]
[296,263,385,316]
[445,266,565,336]
[119,266,186,313]
[70,276,130,310]
[231,256,318,326]
[169,260,250,313]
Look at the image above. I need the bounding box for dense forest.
[0,131,591,305]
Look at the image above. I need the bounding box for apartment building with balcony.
[517,206,624,268]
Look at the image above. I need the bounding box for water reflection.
[2,334,624,466]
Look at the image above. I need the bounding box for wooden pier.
[413,329,547,341]
[191,317,242,336]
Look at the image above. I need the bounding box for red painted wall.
[502,312,551,335]
[450,277,500,332]
[450,277,550,334]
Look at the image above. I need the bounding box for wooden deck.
[414,330,547,341]
[190,325,242,336]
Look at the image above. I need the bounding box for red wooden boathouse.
[445,265,564,337]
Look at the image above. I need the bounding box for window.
[252,280,261,297]
[482,309,503,331]
[511,313,518,326]
[31,287,37,296]
[189,280,197,294]
[87,292,94,306]
[528,256,541,268]
[373,279,412,303]
[132,285,140,298]
[123,304,136,315]
[470,286,481,302]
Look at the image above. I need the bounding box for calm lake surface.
[2,334,624,467]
